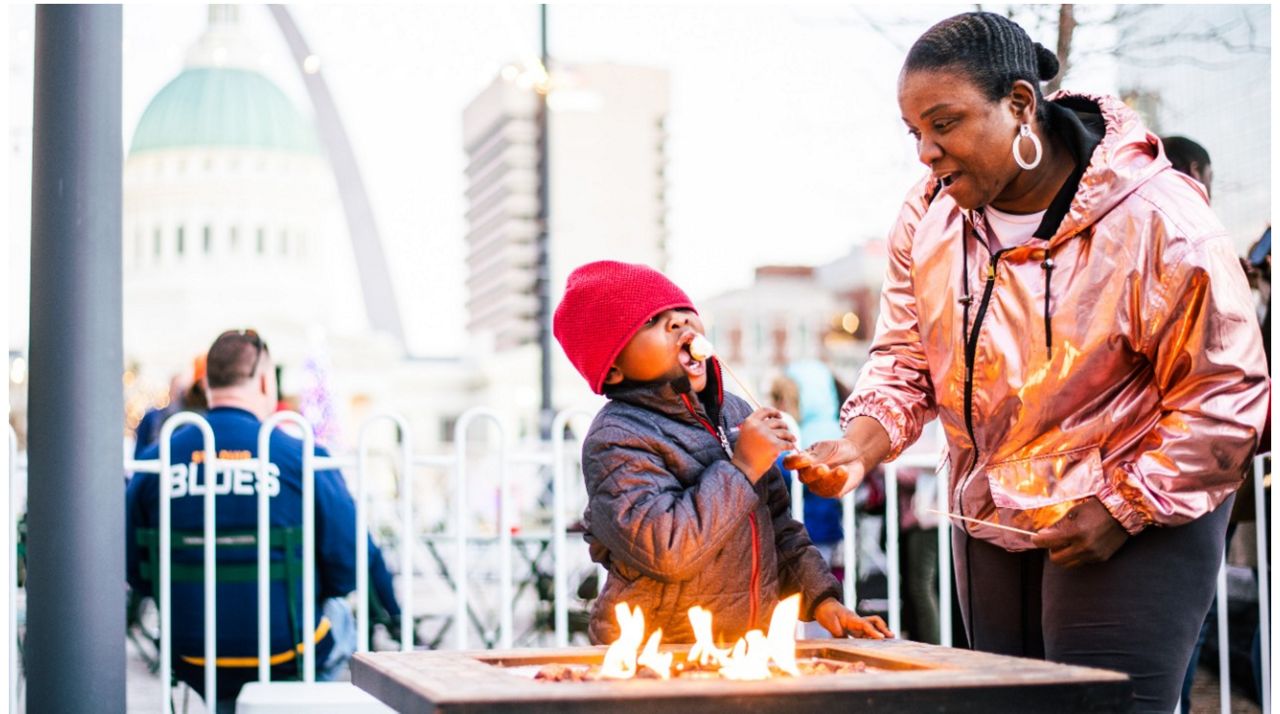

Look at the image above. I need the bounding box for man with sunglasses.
[126,329,400,712]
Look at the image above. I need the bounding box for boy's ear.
[603,366,625,386]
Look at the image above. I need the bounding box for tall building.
[461,62,671,353]
[459,62,671,433]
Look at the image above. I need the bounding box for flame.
[638,630,672,679]
[600,603,646,679]
[764,593,801,676]
[686,605,730,667]
[602,595,803,681]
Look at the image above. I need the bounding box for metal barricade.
[451,408,508,650]
[256,412,318,683]
[157,412,219,709]
[356,414,413,653]
[550,409,594,648]
[8,425,19,714]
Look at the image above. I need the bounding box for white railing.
[8,411,1272,714]
[7,425,18,714]
[257,411,317,683]
[157,412,219,709]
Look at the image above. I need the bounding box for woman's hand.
[1030,497,1129,568]
[782,417,891,498]
[812,598,893,639]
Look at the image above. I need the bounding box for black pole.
[536,4,554,438]
[26,5,125,712]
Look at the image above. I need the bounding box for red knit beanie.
[554,261,697,394]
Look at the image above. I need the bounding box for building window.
[134,228,143,265]
[279,229,288,256]
[176,226,185,256]
[203,225,212,255]
[256,227,265,255]
[229,226,239,253]
[153,228,162,259]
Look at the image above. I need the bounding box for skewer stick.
[927,509,1038,537]
[718,360,762,410]
[689,335,762,410]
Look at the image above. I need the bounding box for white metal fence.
[6,414,1273,713]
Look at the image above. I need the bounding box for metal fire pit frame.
[351,639,1131,713]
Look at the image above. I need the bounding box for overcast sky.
[8,4,1124,357]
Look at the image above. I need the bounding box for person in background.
[773,361,847,637]
[126,329,400,712]
[1162,135,1213,200]
[134,354,208,459]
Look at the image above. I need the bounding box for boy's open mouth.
[677,333,706,377]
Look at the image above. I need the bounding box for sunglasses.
[217,328,268,380]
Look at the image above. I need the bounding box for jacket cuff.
[804,585,843,621]
[1096,481,1151,535]
[841,400,909,462]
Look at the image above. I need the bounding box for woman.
[786,12,1269,711]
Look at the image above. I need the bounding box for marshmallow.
[689,335,715,362]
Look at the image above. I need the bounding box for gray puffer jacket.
[582,362,841,645]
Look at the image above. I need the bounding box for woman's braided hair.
[904,12,1060,125]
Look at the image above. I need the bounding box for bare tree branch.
[1046,4,1074,94]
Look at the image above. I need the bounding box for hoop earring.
[1012,123,1043,170]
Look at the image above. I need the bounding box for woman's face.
[898,68,1024,210]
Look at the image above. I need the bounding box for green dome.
[130,67,320,155]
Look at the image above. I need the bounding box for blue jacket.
[785,360,844,545]
[126,407,399,673]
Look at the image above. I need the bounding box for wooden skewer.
[717,359,762,410]
[927,509,1038,537]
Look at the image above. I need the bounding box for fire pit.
[351,639,1130,713]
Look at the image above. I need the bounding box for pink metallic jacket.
[843,93,1270,551]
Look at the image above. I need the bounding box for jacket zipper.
[958,250,1005,517]
[680,392,761,629]
[748,512,760,629]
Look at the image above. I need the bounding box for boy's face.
[605,308,708,392]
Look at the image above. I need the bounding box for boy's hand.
[813,598,893,639]
[730,408,796,483]
[783,417,890,498]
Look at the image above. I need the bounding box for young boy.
[553,260,891,645]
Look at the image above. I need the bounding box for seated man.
[126,329,401,712]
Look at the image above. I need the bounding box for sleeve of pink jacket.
[1097,222,1271,534]
[839,177,940,461]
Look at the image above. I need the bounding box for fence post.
[842,491,857,609]
[1216,557,1231,714]
[937,461,952,647]
[7,426,18,713]
[1256,455,1270,714]
[551,409,593,647]
[885,462,901,636]
[356,414,413,653]
[158,413,217,710]
[453,408,504,649]
[258,413,317,681]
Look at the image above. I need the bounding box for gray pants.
[954,496,1233,713]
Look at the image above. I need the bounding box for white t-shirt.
[984,206,1047,252]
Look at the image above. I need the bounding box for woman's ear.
[1008,80,1038,123]
[603,366,625,386]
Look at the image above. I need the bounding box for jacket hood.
[1041,91,1174,246]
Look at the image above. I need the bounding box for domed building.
[123,5,363,381]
